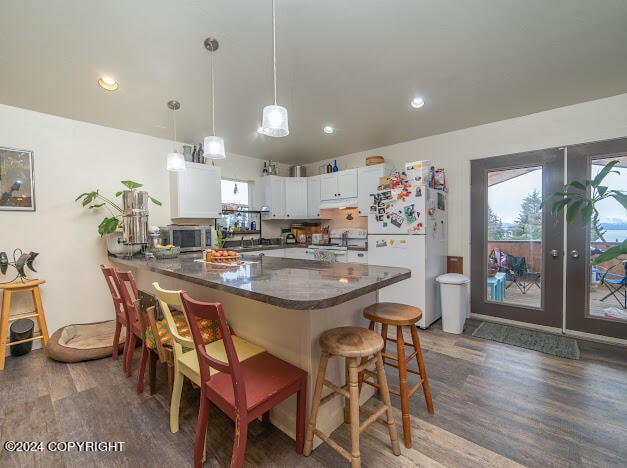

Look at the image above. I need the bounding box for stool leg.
[375,351,401,456]
[410,325,434,414]
[396,325,412,448]
[32,286,49,345]
[347,357,362,468]
[304,351,330,456]
[0,290,12,371]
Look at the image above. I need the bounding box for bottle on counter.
[263,161,267,175]
[332,160,339,172]
[326,162,333,173]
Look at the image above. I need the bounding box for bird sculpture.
[0,249,39,283]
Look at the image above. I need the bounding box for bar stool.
[304,326,400,468]
[0,280,49,370]
[362,302,434,448]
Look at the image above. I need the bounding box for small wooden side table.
[0,280,49,370]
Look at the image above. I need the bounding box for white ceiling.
[1,0,627,164]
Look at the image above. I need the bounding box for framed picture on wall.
[0,147,35,211]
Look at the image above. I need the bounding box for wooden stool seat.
[1,280,50,371]
[319,326,384,357]
[363,302,423,326]
[362,302,434,449]
[304,326,400,467]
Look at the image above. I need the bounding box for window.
[221,179,250,207]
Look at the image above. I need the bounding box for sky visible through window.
[489,165,626,242]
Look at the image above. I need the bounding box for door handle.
[550,249,559,258]
[569,250,579,259]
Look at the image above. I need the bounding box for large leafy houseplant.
[75,180,162,236]
[542,160,627,266]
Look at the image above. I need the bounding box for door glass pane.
[486,166,543,308]
[588,155,627,322]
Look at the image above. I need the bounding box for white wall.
[305,93,627,273]
[0,104,272,342]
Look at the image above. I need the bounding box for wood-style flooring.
[1,319,626,467]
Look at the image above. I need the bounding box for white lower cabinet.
[347,251,368,264]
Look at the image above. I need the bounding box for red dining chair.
[100,264,127,364]
[180,291,307,468]
[115,270,151,393]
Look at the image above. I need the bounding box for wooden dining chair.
[180,291,307,468]
[114,270,151,391]
[99,264,127,364]
[151,282,266,436]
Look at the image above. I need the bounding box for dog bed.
[45,320,125,363]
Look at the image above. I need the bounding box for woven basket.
[366,155,384,166]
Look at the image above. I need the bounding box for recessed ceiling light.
[410,97,425,109]
[323,126,334,134]
[98,76,118,91]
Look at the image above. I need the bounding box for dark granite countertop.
[111,253,409,310]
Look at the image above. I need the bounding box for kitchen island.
[110,253,410,446]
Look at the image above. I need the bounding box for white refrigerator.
[368,185,447,328]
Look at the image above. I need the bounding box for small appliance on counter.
[280,229,297,244]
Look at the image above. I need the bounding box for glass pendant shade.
[203,135,226,159]
[261,105,289,137]
[167,152,186,171]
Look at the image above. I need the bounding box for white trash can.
[436,273,470,334]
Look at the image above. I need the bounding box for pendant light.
[203,38,226,159]
[166,100,186,171]
[261,0,289,137]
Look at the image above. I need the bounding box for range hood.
[319,197,358,209]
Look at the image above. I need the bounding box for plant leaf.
[115,191,123,197]
[608,191,627,210]
[591,160,618,187]
[550,198,571,217]
[591,240,627,265]
[121,180,143,190]
[566,200,582,224]
[88,203,105,209]
[568,181,586,191]
[581,202,593,224]
[596,185,608,197]
[98,217,120,236]
[149,196,162,206]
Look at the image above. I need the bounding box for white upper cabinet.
[307,175,322,218]
[284,177,308,218]
[357,164,391,216]
[320,169,358,200]
[170,162,221,218]
[259,175,285,219]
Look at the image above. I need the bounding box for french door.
[471,137,627,340]
[471,148,564,328]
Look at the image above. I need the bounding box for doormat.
[472,322,580,360]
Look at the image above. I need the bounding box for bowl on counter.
[151,245,181,259]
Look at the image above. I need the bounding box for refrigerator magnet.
[415,187,422,197]
[390,212,404,228]
[375,239,387,248]
[404,205,416,223]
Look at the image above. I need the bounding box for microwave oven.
[158,225,212,252]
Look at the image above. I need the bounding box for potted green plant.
[542,160,627,268]
[75,180,162,236]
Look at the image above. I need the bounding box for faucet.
[241,236,245,248]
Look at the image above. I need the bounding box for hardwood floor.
[1,320,626,467]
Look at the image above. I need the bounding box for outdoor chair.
[599,260,627,309]
[490,248,540,294]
